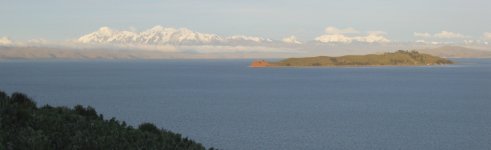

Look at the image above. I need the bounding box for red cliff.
[249,60,272,67]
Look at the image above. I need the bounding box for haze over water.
[0,59,490,149]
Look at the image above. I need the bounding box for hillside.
[416,46,491,58]
[251,50,453,67]
[0,90,215,150]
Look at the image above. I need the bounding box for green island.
[0,90,215,150]
[250,50,453,67]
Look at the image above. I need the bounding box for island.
[250,50,453,67]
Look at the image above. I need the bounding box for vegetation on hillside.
[0,90,216,150]
[272,50,453,67]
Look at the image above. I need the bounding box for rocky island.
[250,50,453,67]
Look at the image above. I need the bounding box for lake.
[0,59,490,150]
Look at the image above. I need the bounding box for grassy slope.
[272,50,453,67]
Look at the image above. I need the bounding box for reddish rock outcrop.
[249,60,272,67]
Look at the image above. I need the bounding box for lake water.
[0,59,490,150]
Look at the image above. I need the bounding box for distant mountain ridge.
[78,26,273,45]
[416,46,491,58]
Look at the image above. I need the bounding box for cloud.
[414,31,468,39]
[434,31,467,39]
[484,32,491,40]
[0,37,13,46]
[315,34,353,43]
[315,26,390,43]
[282,36,302,44]
[324,26,359,34]
[225,35,273,43]
[414,32,431,38]
[355,32,390,43]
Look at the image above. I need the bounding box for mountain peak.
[77,26,274,45]
[98,27,113,34]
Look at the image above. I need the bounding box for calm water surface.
[0,59,490,150]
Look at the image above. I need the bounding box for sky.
[1,0,490,42]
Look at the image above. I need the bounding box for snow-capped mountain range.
[78,26,274,45]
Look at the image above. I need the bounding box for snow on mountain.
[0,37,13,46]
[282,36,302,44]
[78,27,138,43]
[225,35,272,43]
[78,26,272,45]
[136,26,222,44]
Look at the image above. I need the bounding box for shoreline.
[250,64,454,68]
[250,51,454,68]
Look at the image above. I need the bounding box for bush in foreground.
[0,90,216,150]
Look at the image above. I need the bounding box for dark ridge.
[0,90,218,150]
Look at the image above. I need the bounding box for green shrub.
[0,90,209,150]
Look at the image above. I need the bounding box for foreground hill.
[250,50,453,67]
[0,90,214,150]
